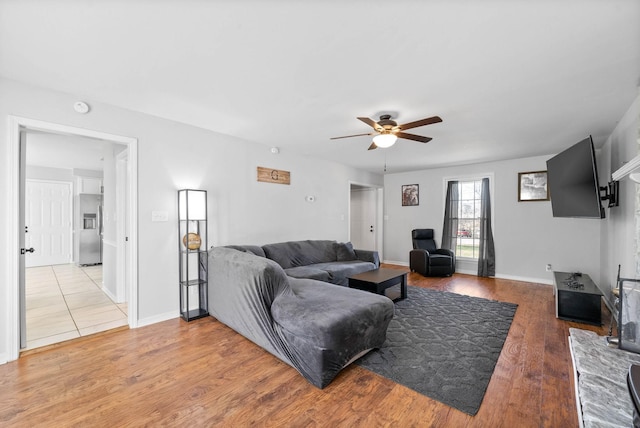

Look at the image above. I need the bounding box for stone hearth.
[569,328,640,427]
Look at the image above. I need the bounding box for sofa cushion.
[263,240,337,269]
[334,242,357,261]
[312,261,377,286]
[284,266,331,282]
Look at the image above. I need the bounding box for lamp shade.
[372,133,397,148]
[178,189,207,220]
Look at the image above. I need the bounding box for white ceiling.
[2,0,639,174]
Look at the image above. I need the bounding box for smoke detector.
[73,101,90,114]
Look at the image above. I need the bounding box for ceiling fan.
[330,114,443,150]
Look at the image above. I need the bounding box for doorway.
[24,133,125,350]
[349,182,384,258]
[6,116,138,361]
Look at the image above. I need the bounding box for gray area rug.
[355,286,517,415]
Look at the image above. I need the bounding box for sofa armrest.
[409,249,429,275]
[411,248,431,257]
[354,249,380,268]
[208,247,292,360]
[434,248,455,259]
[433,248,456,270]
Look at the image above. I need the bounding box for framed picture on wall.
[518,171,549,201]
[402,184,419,206]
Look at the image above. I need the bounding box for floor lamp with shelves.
[178,189,209,321]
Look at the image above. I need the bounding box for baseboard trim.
[136,311,179,328]
[0,352,8,365]
[494,273,553,285]
[383,260,409,266]
[101,285,119,303]
[382,260,552,285]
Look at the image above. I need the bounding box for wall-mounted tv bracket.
[601,180,619,208]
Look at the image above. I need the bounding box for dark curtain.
[477,177,495,277]
[441,180,459,252]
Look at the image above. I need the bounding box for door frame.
[115,149,129,303]
[7,115,139,361]
[348,181,384,260]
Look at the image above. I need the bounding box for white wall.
[0,78,382,362]
[26,165,73,182]
[600,92,640,308]
[383,155,602,284]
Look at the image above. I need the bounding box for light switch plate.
[151,211,168,222]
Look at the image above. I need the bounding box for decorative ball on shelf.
[182,233,202,250]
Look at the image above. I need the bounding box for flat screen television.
[546,136,604,219]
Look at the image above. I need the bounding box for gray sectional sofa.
[208,246,394,388]
[227,240,379,286]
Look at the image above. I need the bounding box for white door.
[25,180,72,267]
[350,188,377,251]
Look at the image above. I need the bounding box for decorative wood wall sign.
[257,166,290,185]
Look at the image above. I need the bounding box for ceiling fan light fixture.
[331,114,442,150]
[372,133,397,148]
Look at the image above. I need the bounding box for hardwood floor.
[0,267,610,427]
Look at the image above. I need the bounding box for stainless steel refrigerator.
[77,193,103,265]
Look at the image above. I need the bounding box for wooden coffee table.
[348,268,408,302]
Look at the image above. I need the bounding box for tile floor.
[25,264,128,350]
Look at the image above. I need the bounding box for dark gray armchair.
[409,229,455,277]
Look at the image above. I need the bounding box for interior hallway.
[24,264,128,350]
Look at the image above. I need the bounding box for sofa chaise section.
[208,246,394,388]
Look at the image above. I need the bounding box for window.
[443,179,486,259]
[457,180,484,258]
[443,175,496,276]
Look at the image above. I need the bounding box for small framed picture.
[518,171,549,201]
[402,184,419,206]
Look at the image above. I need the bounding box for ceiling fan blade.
[330,132,373,140]
[396,132,433,143]
[398,116,442,131]
[357,117,382,131]
[367,142,378,150]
